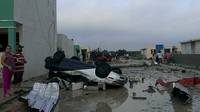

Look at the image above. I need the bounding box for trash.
[48,77,70,90]
[154,61,158,65]
[129,80,134,88]
[71,82,83,90]
[155,79,168,87]
[144,61,152,66]
[129,77,140,84]
[20,82,59,112]
[132,96,147,100]
[142,86,156,93]
[156,84,167,91]
[141,77,145,83]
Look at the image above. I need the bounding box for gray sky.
[57,0,200,50]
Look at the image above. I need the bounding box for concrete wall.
[195,41,200,54]
[181,43,192,54]
[181,41,200,54]
[172,54,200,66]
[14,0,57,80]
[57,34,74,58]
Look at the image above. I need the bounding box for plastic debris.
[142,86,156,93]
[21,82,59,112]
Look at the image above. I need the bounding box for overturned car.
[45,51,127,87]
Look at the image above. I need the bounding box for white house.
[0,0,57,79]
[181,39,200,54]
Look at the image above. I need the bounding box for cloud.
[57,0,200,50]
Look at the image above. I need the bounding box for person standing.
[1,45,15,97]
[13,44,27,93]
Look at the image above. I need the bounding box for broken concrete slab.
[71,82,84,91]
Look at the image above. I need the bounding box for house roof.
[181,38,200,44]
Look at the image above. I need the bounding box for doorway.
[0,28,20,52]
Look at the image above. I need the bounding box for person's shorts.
[13,71,24,84]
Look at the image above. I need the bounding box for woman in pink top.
[1,45,15,97]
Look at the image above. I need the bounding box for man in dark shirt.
[13,44,27,93]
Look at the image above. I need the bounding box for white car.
[62,68,128,86]
[45,51,127,87]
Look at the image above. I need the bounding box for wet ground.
[56,66,200,112]
[1,66,200,112]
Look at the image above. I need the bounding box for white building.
[0,0,57,79]
[181,39,200,54]
[57,34,74,58]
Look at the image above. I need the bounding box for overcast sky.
[57,0,200,50]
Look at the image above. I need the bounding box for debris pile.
[171,83,192,104]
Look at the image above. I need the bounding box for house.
[80,45,91,62]
[181,39,200,54]
[140,48,154,59]
[74,44,91,62]
[0,0,57,79]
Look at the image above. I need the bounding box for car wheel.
[95,61,111,78]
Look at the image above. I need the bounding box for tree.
[116,49,127,57]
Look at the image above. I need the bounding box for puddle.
[57,87,128,112]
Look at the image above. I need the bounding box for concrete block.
[83,86,99,91]
[71,82,83,90]
[98,82,106,90]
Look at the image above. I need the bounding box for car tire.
[53,51,65,63]
[45,57,54,69]
[95,61,111,78]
